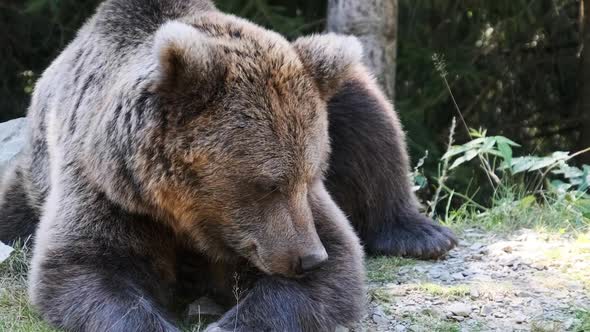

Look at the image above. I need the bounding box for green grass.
[0,242,57,332]
[415,283,470,299]
[444,192,590,234]
[574,309,590,332]
[401,310,462,332]
[366,256,415,283]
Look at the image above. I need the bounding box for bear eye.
[254,181,280,194]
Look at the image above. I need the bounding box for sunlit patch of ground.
[359,229,590,331]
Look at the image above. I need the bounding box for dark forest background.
[2,0,589,197]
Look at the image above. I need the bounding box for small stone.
[447,302,472,317]
[394,324,407,332]
[469,243,485,251]
[450,315,465,321]
[469,289,480,298]
[451,272,465,280]
[372,313,389,327]
[493,312,504,318]
[500,256,519,267]
[480,305,494,316]
[502,245,513,253]
[514,290,532,297]
[439,271,451,282]
[514,314,527,324]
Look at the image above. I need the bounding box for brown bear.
[0,0,456,331]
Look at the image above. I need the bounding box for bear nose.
[298,248,329,272]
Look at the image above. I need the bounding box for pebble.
[359,233,590,331]
[451,272,465,280]
[372,307,390,328]
[514,313,527,323]
[447,302,472,317]
[394,324,406,332]
[480,305,494,316]
[372,313,389,328]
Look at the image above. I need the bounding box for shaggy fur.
[325,66,457,258]
[0,0,455,331]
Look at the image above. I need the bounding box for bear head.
[142,13,362,277]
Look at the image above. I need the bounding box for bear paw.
[364,213,457,259]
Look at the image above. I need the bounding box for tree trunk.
[577,0,590,164]
[326,0,398,101]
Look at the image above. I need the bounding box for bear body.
[0,0,456,331]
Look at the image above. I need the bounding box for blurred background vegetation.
[1,0,589,213]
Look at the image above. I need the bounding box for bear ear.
[292,33,363,100]
[153,21,225,94]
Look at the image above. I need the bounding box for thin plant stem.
[429,117,456,217]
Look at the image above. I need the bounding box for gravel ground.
[356,228,590,332]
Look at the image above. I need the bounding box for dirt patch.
[358,228,590,332]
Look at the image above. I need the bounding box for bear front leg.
[29,190,180,332]
[325,65,457,259]
[206,183,365,332]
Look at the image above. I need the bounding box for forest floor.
[1,226,589,332]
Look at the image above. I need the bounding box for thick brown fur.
[0,0,365,331]
[0,0,455,331]
[325,66,457,258]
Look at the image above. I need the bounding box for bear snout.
[297,247,329,273]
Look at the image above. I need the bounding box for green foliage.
[442,131,520,170]
[397,0,582,163]
[574,309,590,332]
[424,126,590,231]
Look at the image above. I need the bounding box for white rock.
[451,272,465,280]
[447,302,472,317]
[0,118,26,177]
[0,241,14,263]
[372,313,389,327]
[514,313,527,324]
[394,324,406,332]
[480,305,494,316]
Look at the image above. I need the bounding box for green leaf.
[495,136,521,147]
[449,149,478,169]
[550,179,572,193]
[518,195,536,208]
[497,141,513,165]
[442,145,474,160]
[510,156,537,173]
[528,157,558,171]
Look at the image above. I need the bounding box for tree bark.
[326,0,398,101]
[577,0,590,164]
